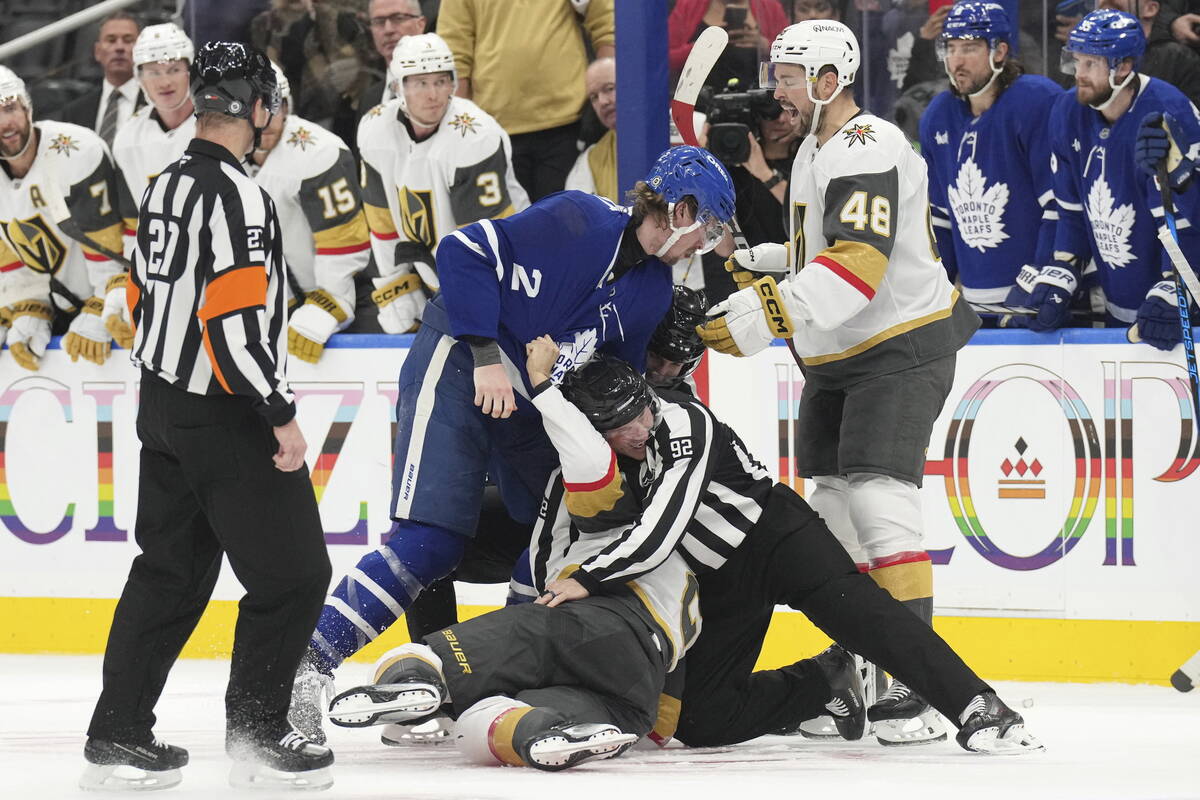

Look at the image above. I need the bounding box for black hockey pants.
[676,484,989,746]
[87,372,331,744]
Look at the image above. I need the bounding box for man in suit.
[58,12,143,148]
[356,0,427,120]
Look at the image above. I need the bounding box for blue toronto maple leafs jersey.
[1049,75,1200,320]
[920,75,1064,302]
[425,190,674,389]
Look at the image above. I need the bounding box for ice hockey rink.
[2,655,1196,800]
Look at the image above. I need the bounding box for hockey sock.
[868,554,934,626]
[309,522,467,672]
[506,547,536,605]
[453,696,566,767]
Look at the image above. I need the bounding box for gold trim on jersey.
[459,203,517,226]
[819,239,888,292]
[363,202,396,237]
[80,222,124,260]
[313,213,370,253]
[628,581,679,666]
[4,215,66,274]
[869,560,933,602]
[801,290,961,366]
[399,186,436,249]
[563,457,626,518]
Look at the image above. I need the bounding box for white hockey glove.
[64,296,113,365]
[7,299,52,371]
[371,273,426,334]
[696,275,797,357]
[724,242,792,292]
[288,289,351,364]
[101,273,135,349]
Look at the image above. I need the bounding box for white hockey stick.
[1171,648,1200,692]
[671,25,728,154]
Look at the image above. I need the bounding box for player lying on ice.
[324,338,1044,768]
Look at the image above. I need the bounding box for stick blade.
[674,26,729,106]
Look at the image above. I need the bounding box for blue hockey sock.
[309,521,466,671]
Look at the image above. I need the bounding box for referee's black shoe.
[227,727,334,790]
[80,736,188,791]
[812,644,866,740]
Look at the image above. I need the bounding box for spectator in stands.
[358,0,427,118]
[789,0,846,21]
[280,0,379,150]
[438,0,615,200]
[1100,0,1200,107]
[566,57,617,202]
[182,0,270,45]
[250,0,309,64]
[670,0,789,92]
[58,12,143,149]
[1155,0,1200,47]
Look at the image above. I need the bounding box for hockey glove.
[101,273,135,349]
[1134,280,1185,351]
[1002,264,1041,309]
[1026,263,1077,332]
[7,299,52,371]
[64,296,113,365]
[1135,112,1196,191]
[372,273,425,334]
[724,242,792,292]
[288,289,351,364]
[696,275,797,357]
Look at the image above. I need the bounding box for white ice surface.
[2,654,1197,800]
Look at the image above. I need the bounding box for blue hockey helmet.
[644,146,736,258]
[1064,9,1145,71]
[938,2,1012,53]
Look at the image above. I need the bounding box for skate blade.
[380,716,453,746]
[229,761,334,791]
[79,763,182,792]
[796,716,841,740]
[874,712,948,747]
[328,683,441,728]
[963,723,1046,755]
[527,731,639,771]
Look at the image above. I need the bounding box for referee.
[82,43,334,792]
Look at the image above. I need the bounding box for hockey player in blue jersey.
[919,2,1064,317]
[287,146,738,743]
[1017,9,1200,348]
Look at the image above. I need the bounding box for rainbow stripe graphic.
[292,384,368,545]
[0,377,75,544]
[936,365,1102,571]
[774,363,806,495]
[82,382,127,542]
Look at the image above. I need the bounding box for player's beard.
[951,69,992,99]
[0,114,33,160]
[1076,80,1112,108]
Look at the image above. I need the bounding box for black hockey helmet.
[190,41,280,120]
[647,285,709,388]
[561,355,658,432]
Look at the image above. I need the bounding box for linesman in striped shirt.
[83,43,334,793]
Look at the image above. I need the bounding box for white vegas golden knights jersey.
[0,121,124,310]
[246,114,370,313]
[357,95,529,289]
[112,105,196,236]
[529,385,701,672]
[783,113,977,385]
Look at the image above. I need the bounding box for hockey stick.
[969,302,1104,324]
[1171,648,1200,692]
[41,171,133,270]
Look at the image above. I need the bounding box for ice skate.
[328,681,444,728]
[288,658,334,745]
[380,713,454,745]
[520,723,638,771]
[811,644,866,740]
[868,679,947,746]
[227,729,334,790]
[956,691,1045,755]
[795,715,841,739]
[79,737,188,792]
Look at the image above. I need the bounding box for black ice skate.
[327,681,444,728]
[811,644,866,740]
[956,691,1045,755]
[867,679,947,746]
[227,729,334,790]
[79,736,188,792]
[520,723,639,771]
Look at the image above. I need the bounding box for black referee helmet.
[190,41,280,120]
[648,285,709,387]
[562,355,658,432]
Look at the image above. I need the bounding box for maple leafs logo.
[1085,177,1136,268]
[946,158,1009,252]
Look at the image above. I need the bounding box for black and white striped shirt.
[128,138,295,425]
[545,390,775,594]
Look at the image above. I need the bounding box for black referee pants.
[676,485,989,746]
[88,372,331,744]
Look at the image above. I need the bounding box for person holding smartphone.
[669,0,790,91]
